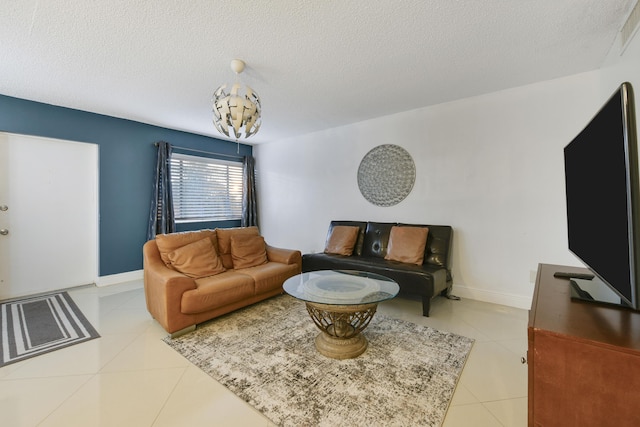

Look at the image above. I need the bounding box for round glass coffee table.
[283,270,399,359]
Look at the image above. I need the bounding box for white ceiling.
[0,0,636,144]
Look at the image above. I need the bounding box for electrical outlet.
[530,270,537,283]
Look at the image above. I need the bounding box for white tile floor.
[0,281,529,426]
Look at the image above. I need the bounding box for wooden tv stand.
[528,264,640,426]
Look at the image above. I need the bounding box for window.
[170,153,243,223]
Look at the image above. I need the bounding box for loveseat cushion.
[324,225,359,256]
[216,226,260,269]
[231,234,268,269]
[384,226,429,265]
[155,229,218,267]
[182,271,255,314]
[236,262,300,295]
[166,236,226,278]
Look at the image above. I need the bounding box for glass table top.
[283,270,399,305]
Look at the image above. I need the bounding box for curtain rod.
[154,143,245,161]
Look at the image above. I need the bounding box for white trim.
[96,270,143,287]
[451,283,532,310]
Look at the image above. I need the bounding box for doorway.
[0,132,98,300]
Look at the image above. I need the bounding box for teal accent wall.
[0,94,251,276]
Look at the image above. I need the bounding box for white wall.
[255,33,640,309]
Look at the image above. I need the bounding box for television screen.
[564,82,639,309]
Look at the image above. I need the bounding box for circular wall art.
[357,144,416,207]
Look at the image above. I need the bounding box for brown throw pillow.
[216,226,261,269]
[166,237,226,278]
[384,226,429,265]
[230,234,268,269]
[324,225,359,256]
[155,230,218,267]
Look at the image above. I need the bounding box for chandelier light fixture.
[212,59,262,140]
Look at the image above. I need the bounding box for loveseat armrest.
[266,245,302,269]
[143,240,197,333]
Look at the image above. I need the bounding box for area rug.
[0,291,100,367]
[163,295,474,427]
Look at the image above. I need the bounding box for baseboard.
[451,284,532,310]
[93,272,534,309]
[96,269,143,287]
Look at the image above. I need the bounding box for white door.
[0,132,98,300]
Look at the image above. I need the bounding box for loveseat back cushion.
[230,234,268,269]
[155,229,218,268]
[324,225,360,255]
[216,226,261,269]
[384,226,429,265]
[184,271,255,314]
[166,236,226,278]
[328,221,367,256]
[361,222,395,258]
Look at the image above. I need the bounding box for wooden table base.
[305,302,378,359]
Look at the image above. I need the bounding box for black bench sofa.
[302,221,455,316]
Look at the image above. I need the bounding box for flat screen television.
[563,82,640,310]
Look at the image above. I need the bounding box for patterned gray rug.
[0,291,100,367]
[163,295,474,427]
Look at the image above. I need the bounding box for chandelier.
[212,59,261,139]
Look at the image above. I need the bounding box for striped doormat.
[0,291,100,367]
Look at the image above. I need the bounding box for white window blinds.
[170,153,243,222]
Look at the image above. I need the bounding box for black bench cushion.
[301,253,448,297]
[361,222,395,258]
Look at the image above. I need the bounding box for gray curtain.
[147,141,175,240]
[242,155,258,227]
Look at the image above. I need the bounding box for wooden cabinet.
[528,264,640,427]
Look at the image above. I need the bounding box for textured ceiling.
[0,0,636,144]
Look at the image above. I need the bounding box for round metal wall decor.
[357,144,416,207]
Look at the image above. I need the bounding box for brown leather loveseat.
[143,226,301,335]
[302,221,454,316]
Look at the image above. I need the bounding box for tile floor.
[0,281,529,426]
